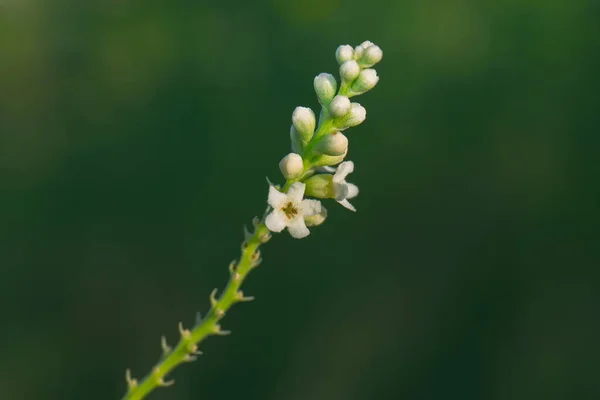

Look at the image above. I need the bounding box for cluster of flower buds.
[266,41,382,239]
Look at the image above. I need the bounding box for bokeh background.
[1,1,599,399]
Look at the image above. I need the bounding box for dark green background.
[1,1,598,399]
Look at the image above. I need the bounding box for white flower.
[266,183,322,239]
[332,161,359,212]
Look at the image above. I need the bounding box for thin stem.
[122,222,271,400]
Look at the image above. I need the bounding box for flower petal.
[333,161,354,182]
[287,217,310,239]
[301,199,321,217]
[333,182,349,201]
[268,186,287,208]
[337,198,357,212]
[287,182,306,201]
[346,183,359,199]
[265,210,286,233]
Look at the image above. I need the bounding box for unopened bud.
[335,103,366,130]
[339,60,360,82]
[314,73,337,105]
[279,153,304,179]
[350,69,379,95]
[359,45,383,67]
[290,125,304,153]
[317,131,348,156]
[304,174,334,199]
[292,107,316,142]
[329,95,351,118]
[312,151,347,168]
[304,206,328,227]
[335,45,354,64]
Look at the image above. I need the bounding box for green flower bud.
[316,131,348,156]
[279,153,304,179]
[292,106,316,142]
[314,73,337,105]
[304,205,328,227]
[312,150,347,168]
[304,174,334,199]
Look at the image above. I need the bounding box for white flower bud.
[335,103,366,130]
[290,125,304,153]
[291,106,316,142]
[353,45,366,60]
[360,41,374,48]
[361,45,383,67]
[347,103,367,127]
[328,95,351,118]
[313,73,337,105]
[317,131,348,156]
[304,206,328,227]
[279,153,304,179]
[335,45,354,64]
[339,60,360,82]
[350,69,379,94]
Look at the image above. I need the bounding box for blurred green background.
[1,1,599,399]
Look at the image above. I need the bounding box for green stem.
[122,222,271,400]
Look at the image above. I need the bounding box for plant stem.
[122,221,271,400]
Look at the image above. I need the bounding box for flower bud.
[360,40,375,48]
[279,153,304,179]
[313,73,337,105]
[339,60,360,82]
[304,206,328,227]
[312,151,347,168]
[290,125,304,153]
[335,103,366,130]
[360,45,383,67]
[335,45,354,64]
[304,174,334,199]
[353,45,366,60]
[350,69,379,95]
[317,131,348,156]
[328,95,351,118]
[291,107,316,142]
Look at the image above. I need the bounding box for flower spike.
[120,40,382,400]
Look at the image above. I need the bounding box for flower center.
[281,202,299,220]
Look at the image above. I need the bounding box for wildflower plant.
[122,41,383,400]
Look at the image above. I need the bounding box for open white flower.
[266,182,322,239]
[332,161,359,211]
